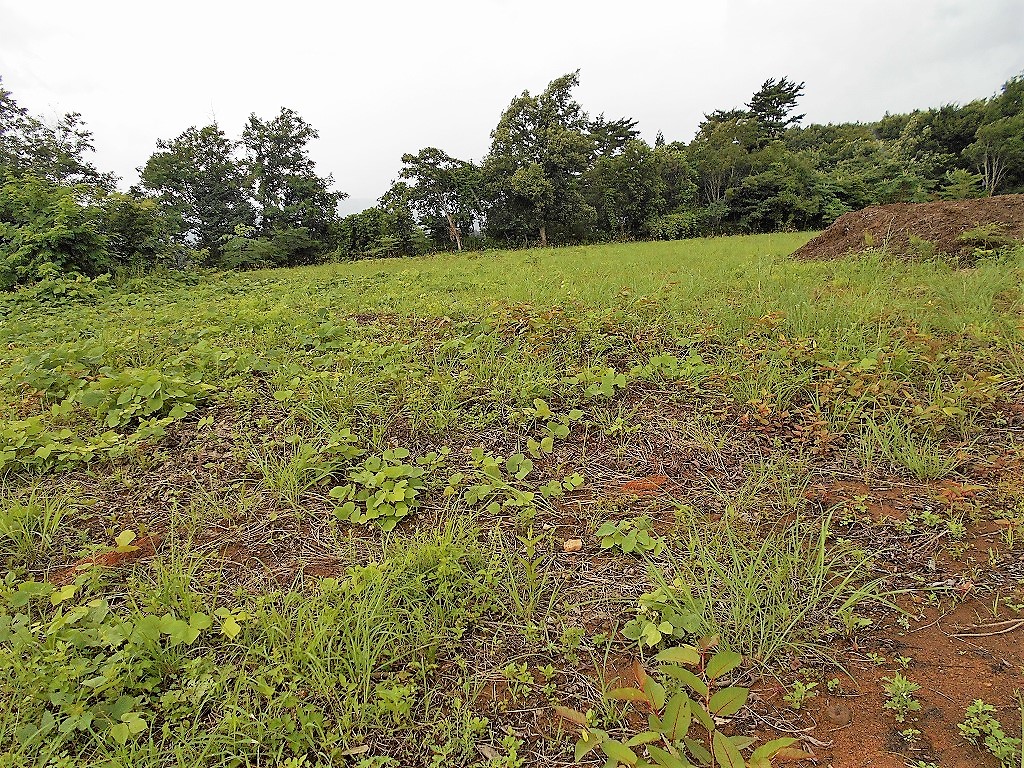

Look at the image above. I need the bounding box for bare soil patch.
[794,598,1024,768]
[792,195,1024,261]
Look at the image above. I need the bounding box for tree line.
[1,71,1022,288]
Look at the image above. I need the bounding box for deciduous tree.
[241,108,345,263]
[398,147,479,251]
[482,72,595,246]
[140,124,251,259]
[239,108,344,256]
[0,78,114,189]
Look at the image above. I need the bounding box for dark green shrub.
[0,174,109,289]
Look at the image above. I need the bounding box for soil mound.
[792,194,1024,261]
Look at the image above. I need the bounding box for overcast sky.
[2,0,1021,213]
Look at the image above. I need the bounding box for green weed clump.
[332,447,447,530]
[0,521,493,768]
[959,699,1023,768]
[882,673,922,722]
[626,516,887,667]
[565,644,809,768]
[1,347,211,474]
[596,516,666,556]
[0,488,75,567]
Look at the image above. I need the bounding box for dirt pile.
[792,194,1024,261]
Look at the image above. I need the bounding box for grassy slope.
[1,234,1023,767]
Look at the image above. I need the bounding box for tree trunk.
[539,224,547,248]
[980,151,1004,196]
[990,155,1005,196]
[445,211,462,251]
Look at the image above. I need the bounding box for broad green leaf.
[641,623,664,647]
[712,730,744,768]
[219,615,241,638]
[181,625,201,645]
[607,687,651,705]
[575,728,605,761]
[772,746,814,761]
[661,693,692,741]
[655,645,701,666]
[750,737,798,761]
[704,649,742,681]
[14,580,53,603]
[643,677,667,711]
[132,614,162,642]
[625,731,662,747]
[683,736,712,766]
[729,735,755,751]
[647,745,691,768]
[690,700,715,733]
[600,739,639,766]
[708,686,748,717]
[122,713,146,735]
[50,583,78,606]
[109,723,130,745]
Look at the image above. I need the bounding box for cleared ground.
[1,233,1022,768]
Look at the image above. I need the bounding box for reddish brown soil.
[797,599,1024,768]
[52,533,161,585]
[618,474,669,496]
[792,195,1024,261]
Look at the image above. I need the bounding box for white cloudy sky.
[2,0,1021,213]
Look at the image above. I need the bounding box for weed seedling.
[501,662,534,704]
[784,680,818,711]
[882,673,921,722]
[959,698,1022,768]
[899,727,922,743]
[595,516,666,556]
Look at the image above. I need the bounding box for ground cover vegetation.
[2,70,1024,286]
[1,232,1023,766]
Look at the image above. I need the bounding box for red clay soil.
[790,599,1024,768]
[792,195,1024,261]
[51,533,162,585]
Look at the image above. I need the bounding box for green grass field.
[2,234,1023,767]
